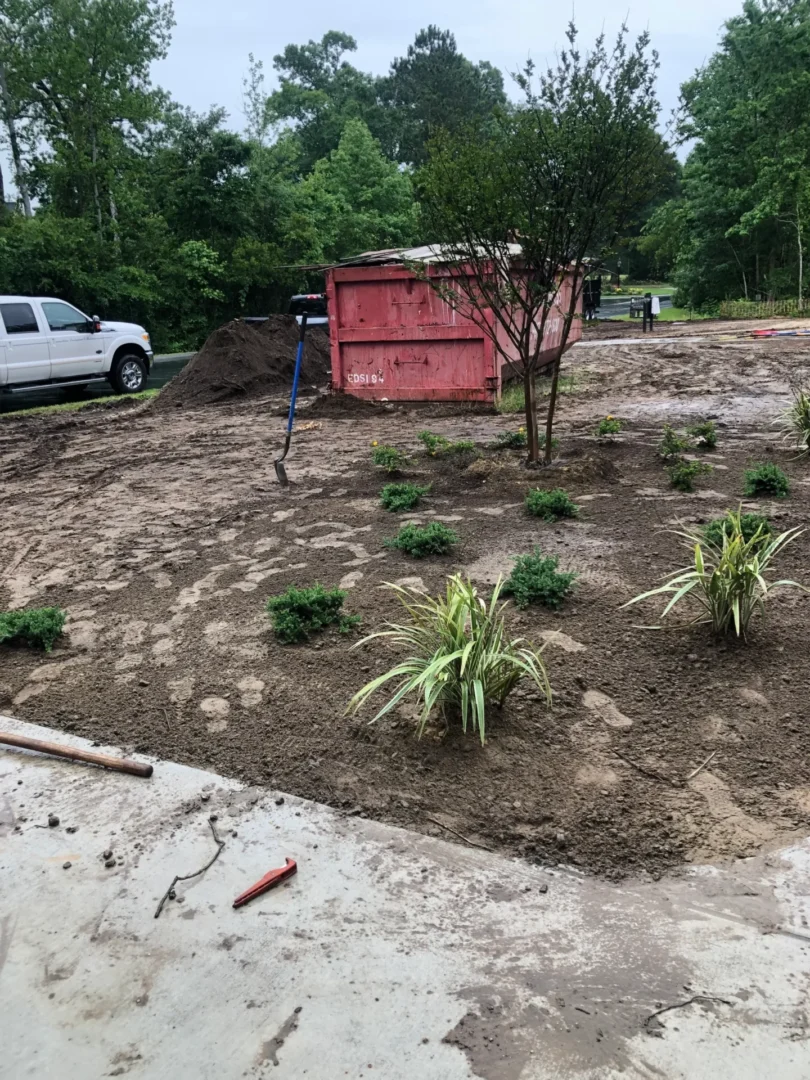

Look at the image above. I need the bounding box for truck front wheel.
[110,354,147,394]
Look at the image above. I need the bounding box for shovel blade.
[274,459,289,487]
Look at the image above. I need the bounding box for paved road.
[597,294,673,319]
[0,352,195,414]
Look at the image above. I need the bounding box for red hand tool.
[232,858,297,909]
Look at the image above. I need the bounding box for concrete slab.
[1,715,809,1080]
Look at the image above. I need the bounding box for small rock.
[538,883,549,894]
[66,825,78,834]
[63,861,72,870]
[231,830,238,838]
[209,814,218,822]
[139,678,149,687]
[200,793,210,802]
[105,858,116,869]
[294,1006,303,1015]
[275,797,285,806]
[687,653,698,662]
[48,814,60,828]
[102,848,113,860]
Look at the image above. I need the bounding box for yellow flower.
[371,440,378,447]
[606,415,614,420]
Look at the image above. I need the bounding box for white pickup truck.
[0,295,154,396]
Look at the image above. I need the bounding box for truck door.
[0,302,50,385]
[41,300,99,380]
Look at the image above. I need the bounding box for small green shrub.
[744,463,790,498]
[266,585,360,644]
[502,549,577,609]
[525,488,579,521]
[659,424,692,461]
[384,521,458,558]
[687,419,718,449]
[447,438,477,454]
[418,431,451,455]
[778,388,810,455]
[596,416,622,436]
[0,607,66,652]
[380,482,431,512]
[347,575,550,744]
[371,444,407,473]
[667,458,712,492]
[491,428,527,450]
[704,511,771,549]
[490,429,559,453]
[418,431,477,458]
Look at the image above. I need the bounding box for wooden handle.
[0,730,153,778]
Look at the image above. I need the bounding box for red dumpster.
[324,245,582,403]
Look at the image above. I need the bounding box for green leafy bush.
[525,488,579,521]
[347,575,550,744]
[491,428,527,449]
[624,510,805,637]
[490,429,559,453]
[0,607,66,652]
[659,424,691,460]
[418,431,451,455]
[667,458,712,492]
[502,549,577,609]
[384,521,458,558]
[596,416,622,436]
[371,445,407,473]
[687,419,718,449]
[266,585,360,644]
[744,463,790,498]
[703,511,771,549]
[779,388,810,456]
[418,431,477,458]
[380,482,431,512]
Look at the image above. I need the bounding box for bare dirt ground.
[3,333,810,879]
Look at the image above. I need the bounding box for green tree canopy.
[297,118,419,261]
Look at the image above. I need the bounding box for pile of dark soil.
[156,316,332,410]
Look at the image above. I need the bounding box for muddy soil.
[2,336,810,879]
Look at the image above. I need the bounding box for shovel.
[274,312,308,486]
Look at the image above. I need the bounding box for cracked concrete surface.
[1,715,809,1079]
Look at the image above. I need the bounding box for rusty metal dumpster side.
[326,258,582,403]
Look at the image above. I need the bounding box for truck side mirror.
[92,315,102,333]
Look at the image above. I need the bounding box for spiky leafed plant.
[623,509,804,637]
[347,575,550,744]
[778,388,810,456]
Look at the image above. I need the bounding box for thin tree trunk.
[543,350,564,466]
[109,192,120,248]
[0,60,32,217]
[524,367,539,463]
[796,203,803,309]
[90,128,103,237]
[0,159,5,208]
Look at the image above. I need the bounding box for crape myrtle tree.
[418,22,670,463]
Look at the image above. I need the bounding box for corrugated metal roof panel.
[336,243,524,267]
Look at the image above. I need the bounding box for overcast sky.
[4,0,741,199]
[155,0,741,132]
